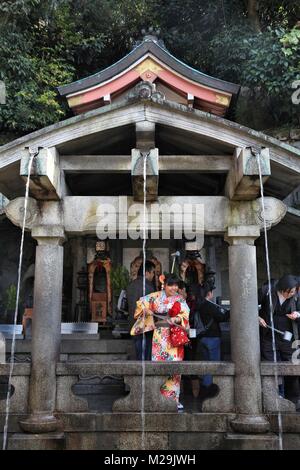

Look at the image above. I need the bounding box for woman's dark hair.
[276,274,298,292]
[137,260,156,277]
[195,282,214,308]
[177,280,186,290]
[165,274,181,286]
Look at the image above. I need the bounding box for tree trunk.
[247,0,261,33]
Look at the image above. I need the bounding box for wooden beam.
[60,154,232,173]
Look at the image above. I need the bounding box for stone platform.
[3,412,300,450]
[2,361,300,450]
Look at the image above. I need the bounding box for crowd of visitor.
[126,263,300,411]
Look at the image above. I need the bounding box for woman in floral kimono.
[131,274,190,409]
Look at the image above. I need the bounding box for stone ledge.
[56,361,235,376]
[261,362,300,375]
[5,338,132,354]
[224,433,279,450]
[7,432,65,450]
[0,363,31,375]
[58,412,234,432]
[269,413,300,432]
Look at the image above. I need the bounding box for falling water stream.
[141,151,148,450]
[256,151,283,450]
[2,151,36,450]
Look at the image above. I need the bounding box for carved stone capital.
[253,197,287,229]
[224,225,260,246]
[32,225,66,245]
[228,197,287,234]
[4,197,38,230]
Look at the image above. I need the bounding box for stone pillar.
[225,226,269,433]
[20,226,65,433]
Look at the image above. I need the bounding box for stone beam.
[20,147,61,200]
[4,199,62,230]
[60,195,286,235]
[60,155,232,173]
[60,155,131,173]
[225,147,271,200]
[159,155,232,173]
[131,148,159,202]
[60,154,232,173]
[4,195,286,236]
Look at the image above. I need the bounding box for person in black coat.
[259,274,300,402]
[295,276,300,310]
[193,282,230,397]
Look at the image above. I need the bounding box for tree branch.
[247,0,261,33]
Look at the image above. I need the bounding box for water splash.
[2,151,36,450]
[256,151,283,450]
[141,151,148,450]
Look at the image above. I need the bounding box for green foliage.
[110,265,130,295]
[0,0,299,140]
[3,284,17,311]
[208,24,300,128]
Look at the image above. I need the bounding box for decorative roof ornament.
[133,26,166,50]
[128,81,165,103]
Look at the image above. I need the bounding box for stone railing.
[55,361,235,413]
[0,363,30,414]
[2,361,300,416]
[261,362,300,413]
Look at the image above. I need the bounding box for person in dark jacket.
[259,274,300,402]
[258,278,277,307]
[126,260,155,360]
[295,276,300,309]
[195,283,230,397]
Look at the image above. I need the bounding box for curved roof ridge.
[58,38,240,98]
[58,42,145,95]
